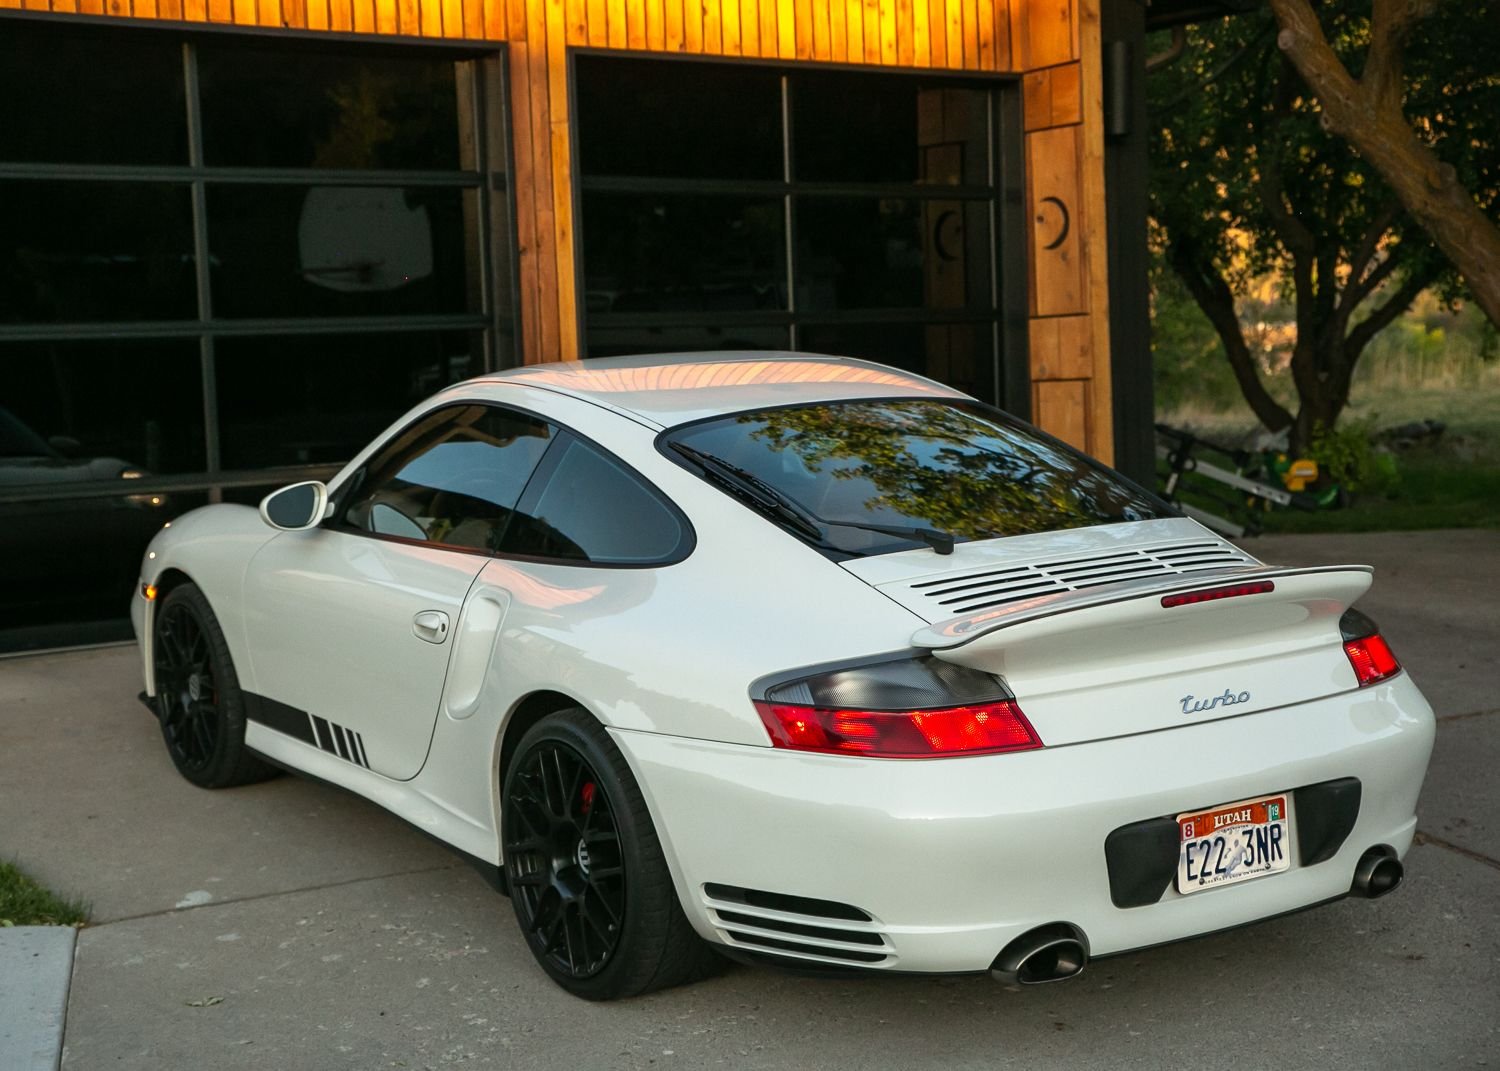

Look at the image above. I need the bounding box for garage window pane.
[797,321,996,401]
[582,193,787,316]
[0,181,197,324]
[214,331,480,469]
[796,197,992,313]
[205,185,477,319]
[0,29,186,166]
[197,44,463,170]
[791,74,990,187]
[575,57,783,181]
[0,339,202,636]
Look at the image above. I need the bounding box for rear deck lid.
[841,519,1374,746]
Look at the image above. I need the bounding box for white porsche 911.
[132,353,1434,1000]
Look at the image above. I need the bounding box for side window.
[340,405,554,552]
[504,436,686,564]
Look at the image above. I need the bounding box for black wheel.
[502,708,714,1000]
[153,583,277,789]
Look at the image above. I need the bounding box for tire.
[501,708,715,1000]
[152,582,277,789]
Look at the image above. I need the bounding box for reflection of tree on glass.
[669,400,1164,553]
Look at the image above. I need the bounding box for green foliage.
[1262,456,1500,532]
[1151,6,1499,292]
[1304,420,1398,495]
[1150,256,1254,414]
[1148,3,1500,438]
[0,860,88,928]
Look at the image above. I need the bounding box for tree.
[1269,0,1500,330]
[1149,5,1500,447]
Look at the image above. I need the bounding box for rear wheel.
[501,708,714,1000]
[153,583,277,789]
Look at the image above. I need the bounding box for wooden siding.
[12,0,1113,460]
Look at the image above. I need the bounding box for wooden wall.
[4,0,1114,460]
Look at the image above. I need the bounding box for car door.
[240,403,557,780]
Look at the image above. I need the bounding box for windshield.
[664,399,1167,554]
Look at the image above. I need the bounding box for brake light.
[1344,634,1401,686]
[755,699,1041,758]
[1161,580,1275,608]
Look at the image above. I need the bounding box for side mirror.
[259,481,329,532]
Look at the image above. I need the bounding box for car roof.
[469,352,969,427]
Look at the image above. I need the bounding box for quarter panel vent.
[702,884,893,967]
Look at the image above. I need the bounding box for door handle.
[412,610,450,644]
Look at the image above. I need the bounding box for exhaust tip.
[991,924,1088,985]
[1352,845,1404,899]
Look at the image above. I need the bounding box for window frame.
[329,399,697,569]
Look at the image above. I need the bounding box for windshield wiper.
[667,442,826,543]
[822,519,955,555]
[667,442,955,555]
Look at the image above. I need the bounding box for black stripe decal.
[246,694,375,770]
[311,716,336,755]
[244,692,317,746]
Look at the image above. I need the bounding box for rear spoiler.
[910,564,1374,651]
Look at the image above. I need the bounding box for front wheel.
[153,582,277,789]
[501,708,714,999]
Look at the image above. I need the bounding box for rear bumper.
[612,674,1435,974]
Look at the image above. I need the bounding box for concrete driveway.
[2,529,1497,1070]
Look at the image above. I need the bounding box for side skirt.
[244,743,509,896]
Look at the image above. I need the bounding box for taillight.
[753,655,1042,759]
[755,699,1040,758]
[1340,608,1402,687]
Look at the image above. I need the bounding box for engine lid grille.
[894,538,1258,620]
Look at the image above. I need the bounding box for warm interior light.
[755,699,1041,758]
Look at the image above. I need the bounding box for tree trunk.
[1269,0,1500,329]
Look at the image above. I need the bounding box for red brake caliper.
[580,781,597,816]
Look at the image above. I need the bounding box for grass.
[0,860,89,928]
[1158,363,1500,534]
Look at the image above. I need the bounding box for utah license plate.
[1176,793,1290,894]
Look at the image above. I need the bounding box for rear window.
[664,399,1165,553]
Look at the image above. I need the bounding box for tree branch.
[1270,0,1500,328]
[1366,0,1437,113]
[1344,248,1403,313]
[1342,201,1401,309]
[1169,237,1295,432]
[1343,263,1439,360]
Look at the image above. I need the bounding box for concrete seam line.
[58,929,79,1071]
[1413,831,1500,873]
[1434,707,1500,724]
[89,861,468,928]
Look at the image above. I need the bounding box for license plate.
[1176,793,1290,894]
